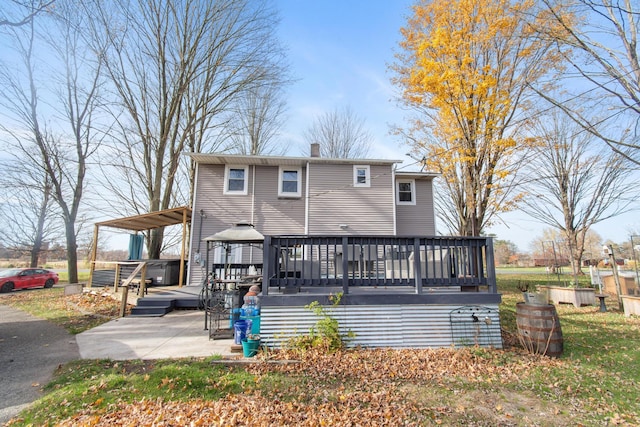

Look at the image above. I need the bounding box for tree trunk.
[65,221,78,284]
[147,227,164,260]
[30,187,50,267]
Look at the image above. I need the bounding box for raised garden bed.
[621,295,640,317]
[538,286,596,308]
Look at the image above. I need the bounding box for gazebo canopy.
[203,222,264,244]
[95,206,192,231]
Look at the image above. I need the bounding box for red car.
[0,268,59,293]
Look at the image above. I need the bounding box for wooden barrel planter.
[516,302,563,357]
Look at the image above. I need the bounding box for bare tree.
[0,160,62,266]
[538,0,640,164]
[0,0,54,27]
[86,0,290,258]
[0,0,103,283]
[304,106,373,159]
[521,111,636,275]
[223,81,288,156]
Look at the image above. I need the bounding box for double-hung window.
[278,166,302,198]
[224,165,248,195]
[396,179,416,205]
[353,165,370,187]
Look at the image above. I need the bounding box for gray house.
[187,148,437,283]
[187,148,502,350]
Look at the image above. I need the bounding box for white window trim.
[396,179,416,205]
[278,166,302,198]
[223,165,249,195]
[353,165,371,188]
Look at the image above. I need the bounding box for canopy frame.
[202,222,264,281]
[88,207,192,287]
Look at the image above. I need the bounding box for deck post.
[486,237,497,293]
[413,238,423,294]
[342,237,349,294]
[262,236,271,296]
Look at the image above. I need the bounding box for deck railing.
[211,263,263,281]
[262,235,496,295]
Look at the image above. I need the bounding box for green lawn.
[55,271,91,284]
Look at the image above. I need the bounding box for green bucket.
[242,339,260,357]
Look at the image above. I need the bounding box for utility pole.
[604,245,623,310]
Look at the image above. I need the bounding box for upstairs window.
[278,167,302,197]
[353,165,370,187]
[224,165,248,195]
[396,179,416,205]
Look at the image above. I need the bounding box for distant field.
[495,266,548,274]
[0,260,90,269]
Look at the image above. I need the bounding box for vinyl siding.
[252,165,305,235]
[188,164,305,285]
[188,161,436,285]
[307,164,394,235]
[396,178,436,235]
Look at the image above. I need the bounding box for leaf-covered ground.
[47,348,603,427]
[4,283,640,426]
[2,287,131,333]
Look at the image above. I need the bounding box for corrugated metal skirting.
[260,304,502,350]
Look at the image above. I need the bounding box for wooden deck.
[123,234,504,350]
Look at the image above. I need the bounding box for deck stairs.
[128,286,201,317]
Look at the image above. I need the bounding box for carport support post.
[119,284,129,317]
[87,224,99,288]
[114,263,121,292]
[140,263,148,296]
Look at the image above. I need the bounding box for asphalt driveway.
[0,304,80,425]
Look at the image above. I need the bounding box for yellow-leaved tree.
[391,0,568,236]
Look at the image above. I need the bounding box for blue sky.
[273,0,640,252]
[275,0,413,159]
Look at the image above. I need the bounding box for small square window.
[224,165,248,195]
[353,165,370,187]
[399,182,412,201]
[278,166,302,197]
[396,179,416,205]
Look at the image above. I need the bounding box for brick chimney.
[310,143,320,158]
